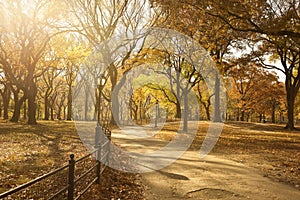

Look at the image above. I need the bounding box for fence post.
[68,154,75,200]
[106,130,111,166]
[95,122,101,147]
[95,123,102,184]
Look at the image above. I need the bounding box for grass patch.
[0,120,88,192]
[0,120,144,199]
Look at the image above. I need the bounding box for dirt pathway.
[112,126,300,200]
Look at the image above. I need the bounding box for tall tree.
[70,0,162,125]
[0,0,68,124]
[206,0,300,129]
[150,0,240,122]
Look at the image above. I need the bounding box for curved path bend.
[111,125,300,200]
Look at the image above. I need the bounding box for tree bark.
[175,96,181,118]
[51,107,54,120]
[23,100,27,119]
[285,87,296,130]
[11,91,26,122]
[2,86,10,120]
[241,110,245,121]
[67,84,72,121]
[111,71,126,125]
[84,84,89,121]
[271,104,276,123]
[44,95,49,120]
[183,89,188,132]
[213,72,221,122]
[27,81,37,125]
[204,105,211,120]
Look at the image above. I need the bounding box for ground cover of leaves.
[0,120,144,199]
[156,121,300,190]
[1,120,300,199]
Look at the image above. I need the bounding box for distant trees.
[69,0,162,124]
[150,0,241,122]
[0,0,297,127]
[151,0,299,128]
[205,0,300,128]
[228,62,285,122]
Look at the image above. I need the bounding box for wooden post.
[68,154,75,200]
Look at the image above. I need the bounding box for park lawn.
[156,121,300,190]
[0,120,144,199]
[0,120,88,193]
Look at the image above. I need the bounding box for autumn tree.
[0,0,69,124]
[204,0,300,129]
[228,62,285,122]
[69,0,162,125]
[63,40,90,121]
[0,73,10,120]
[150,0,243,122]
[196,81,214,120]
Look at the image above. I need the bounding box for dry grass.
[0,120,88,193]
[0,120,144,199]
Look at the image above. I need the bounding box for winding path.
[111,125,300,200]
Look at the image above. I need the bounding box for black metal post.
[106,130,111,166]
[68,154,75,200]
[95,123,101,184]
[97,85,102,126]
[140,99,142,125]
[155,100,158,127]
[95,122,101,148]
[96,147,101,184]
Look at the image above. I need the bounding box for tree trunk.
[112,73,126,125]
[11,100,21,122]
[213,72,221,122]
[11,93,26,122]
[272,105,276,123]
[285,91,295,129]
[133,108,138,121]
[84,85,89,121]
[94,87,98,121]
[285,77,296,130]
[27,81,37,125]
[44,96,49,120]
[63,106,67,120]
[183,89,188,132]
[241,110,245,121]
[0,100,2,118]
[57,105,62,120]
[175,71,182,119]
[175,97,181,118]
[11,101,21,122]
[259,113,263,122]
[3,100,8,120]
[2,87,10,120]
[67,85,72,121]
[23,100,27,119]
[51,107,54,120]
[204,105,211,120]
